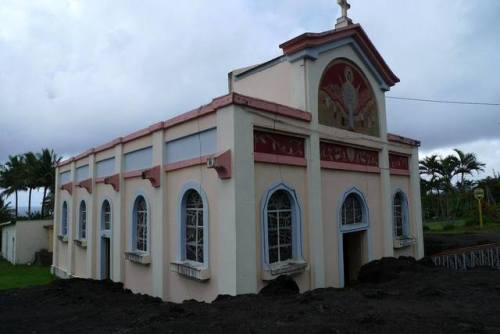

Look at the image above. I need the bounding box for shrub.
[442,223,456,231]
[423,225,430,232]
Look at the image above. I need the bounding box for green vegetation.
[0,149,60,221]
[0,259,54,290]
[420,149,500,230]
[423,219,500,234]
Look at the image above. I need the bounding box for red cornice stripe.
[387,133,420,147]
[279,24,399,87]
[254,152,307,167]
[58,93,311,167]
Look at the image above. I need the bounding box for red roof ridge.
[279,24,399,87]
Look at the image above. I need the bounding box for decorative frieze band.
[321,142,378,165]
[389,153,410,176]
[254,130,306,167]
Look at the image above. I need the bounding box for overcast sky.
[1,0,500,208]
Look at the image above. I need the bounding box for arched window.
[267,190,293,263]
[61,201,68,236]
[184,190,204,263]
[393,191,408,238]
[79,201,87,239]
[133,196,148,252]
[101,200,111,231]
[262,184,303,267]
[341,193,363,226]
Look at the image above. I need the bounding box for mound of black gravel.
[259,275,299,296]
[358,256,433,284]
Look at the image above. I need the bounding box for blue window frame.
[101,200,112,231]
[132,195,148,253]
[61,201,68,236]
[261,183,303,267]
[393,191,409,238]
[178,182,209,266]
[338,187,369,233]
[79,201,87,240]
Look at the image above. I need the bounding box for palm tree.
[453,149,485,190]
[0,155,27,217]
[37,149,60,218]
[419,154,441,194]
[24,152,39,217]
[0,197,12,223]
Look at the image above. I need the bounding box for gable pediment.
[280,24,399,90]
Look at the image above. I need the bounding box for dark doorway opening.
[343,231,366,285]
[102,238,111,280]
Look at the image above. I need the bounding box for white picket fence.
[431,243,500,271]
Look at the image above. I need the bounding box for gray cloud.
[1,0,499,167]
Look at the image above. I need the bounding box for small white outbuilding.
[0,220,53,265]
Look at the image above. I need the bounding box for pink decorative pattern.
[254,131,305,158]
[389,153,409,170]
[320,142,379,167]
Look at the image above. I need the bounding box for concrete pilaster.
[87,154,96,278]
[113,144,125,282]
[379,146,394,257]
[151,130,165,298]
[410,147,424,259]
[68,162,77,276]
[51,168,60,274]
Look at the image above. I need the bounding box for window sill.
[262,260,307,281]
[393,237,416,249]
[74,239,87,248]
[125,251,151,265]
[340,223,369,233]
[57,235,68,243]
[170,261,210,281]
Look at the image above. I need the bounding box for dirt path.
[1,264,499,333]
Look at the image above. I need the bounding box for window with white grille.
[184,190,204,263]
[133,196,148,252]
[267,190,293,264]
[102,200,111,231]
[341,193,363,225]
[79,201,87,239]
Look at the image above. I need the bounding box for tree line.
[419,149,498,223]
[0,149,60,221]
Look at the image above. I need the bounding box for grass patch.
[0,259,54,290]
[424,220,500,234]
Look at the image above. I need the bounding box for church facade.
[52,12,424,302]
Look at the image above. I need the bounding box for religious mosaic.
[318,59,379,136]
[254,131,305,158]
[320,141,379,167]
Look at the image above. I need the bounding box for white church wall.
[321,169,382,287]
[253,163,311,293]
[122,177,155,296]
[163,165,220,303]
[231,58,306,110]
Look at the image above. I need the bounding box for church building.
[52,3,424,302]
